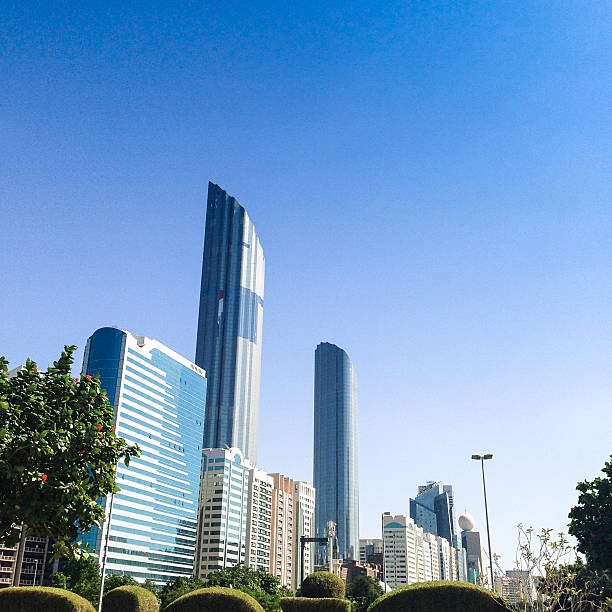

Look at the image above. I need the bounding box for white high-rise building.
[246,468,273,571]
[82,328,207,584]
[383,513,459,590]
[268,474,316,590]
[424,532,441,581]
[293,480,316,590]
[195,447,251,577]
[195,451,315,587]
[436,535,455,580]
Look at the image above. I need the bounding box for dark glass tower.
[196,182,265,464]
[409,482,458,546]
[313,342,359,561]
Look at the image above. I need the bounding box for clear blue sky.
[1,1,611,569]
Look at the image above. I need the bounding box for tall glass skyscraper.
[313,342,359,561]
[82,327,206,583]
[196,182,265,464]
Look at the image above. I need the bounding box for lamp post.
[471,454,494,590]
[97,491,116,612]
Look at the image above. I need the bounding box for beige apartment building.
[269,474,316,590]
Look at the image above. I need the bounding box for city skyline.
[2,1,611,569]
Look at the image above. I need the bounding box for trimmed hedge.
[301,572,346,599]
[164,587,264,612]
[0,587,95,612]
[102,585,159,612]
[367,581,511,612]
[281,597,351,611]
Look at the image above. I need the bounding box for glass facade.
[82,327,206,584]
[313,342,359,561]
[410,483,455,544]
[195,182,265,464]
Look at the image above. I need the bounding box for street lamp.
[97,490,116,612]
[471,454,494,590]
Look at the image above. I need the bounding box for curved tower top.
[313,341,359,561]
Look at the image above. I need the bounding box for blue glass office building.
[82,327,206,583]
[196,182,265,464]
[409,482,467,581]
[313,342,359,561]
[409,482,456,546]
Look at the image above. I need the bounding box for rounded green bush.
[367,581,511,612]
[301,572,346,599]
[281,596,351,611]
[0,586,95,611]
[102,585,159,612]
[164,587,264,612]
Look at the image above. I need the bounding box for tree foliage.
[300,572,345,599]
[104,574,138,592]
[568,455,612,572]
[0,586,96,612]
[0,347,140,557]
[541,559,612,611]
[142,579,161,602]
[159,566,292,611]
[346,576,384,612]
[54,557,160,608]
[61,555,102,607]
[207,565,292,611]
[367,581,509,612]
[159,576,207,610]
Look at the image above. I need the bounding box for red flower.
[99,432,103,438]
[80,450,85,454]
[74,378,79,382]
[112,426,116,432]
[86,375,92,381]
[41,474,47,483]
[103,390,107,396]
[97,423,102,431]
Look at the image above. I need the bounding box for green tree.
[142,579,161,602]
[207,565,292,611]
[58,560,157,608]
[63,554,102,607]
[346,575,384,612]
[159,575,207,609]
[51,571,68,589]
[0,347,140,559]
[568,455,612,572]
[103,574,138,593]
